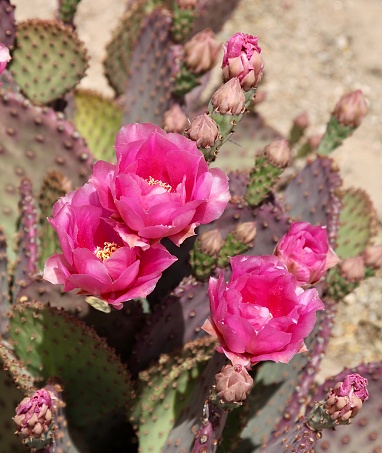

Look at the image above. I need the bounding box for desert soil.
[11,0,382,381]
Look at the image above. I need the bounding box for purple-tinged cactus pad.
[0,0,16,49]
[0,228,9,336]
[190,0,241,36]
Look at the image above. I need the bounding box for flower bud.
[293,111,309,130]
[325,373,368,423]
[197,228,224,256]
[185,113,218,148]
[363,244,382,269]
[222,33,264,91]
[333,90,368,127]
[233,221,257,245]
[176,0,198,8]
[0,43,11,78]
[263,139,291,168]
[215,364,253,407]
[163,104,188,134]
[211,78,245,115]
[183,29,222,74]
[340,256,365,282]
[13,389,57,440]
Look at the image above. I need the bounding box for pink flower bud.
[0,43,11,78]
[163,104,188,134]
[325,373,368,422]
[211,78,245,115]
[183,29,222,74]
[198,229,224,256]
[333,90,368,127]
[363,244,382,269]
[263,139,291,168]
[293,111,309,130]
[340,256,365,282]
[233,221,257,245]
[222,33,264,91]
[186,113,219,148]
[215,364,253,406]
[13,389,56,440]
[176,0,197,8]
[274,222,341,286]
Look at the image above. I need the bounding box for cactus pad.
[9,301,132,428]
[190,0,241,36]
[0,229,9,336]
[72,89,123,161]
[0,0,16,49]
[58,0,82,25]
[335,188,377,259]
[10,19,88,105]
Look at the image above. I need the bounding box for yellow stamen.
[146,175,172,192]
[94,242,119,261]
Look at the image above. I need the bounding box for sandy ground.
[11,0,382,380]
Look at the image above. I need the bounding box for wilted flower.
[274,222,340,286]
[43,183,177,309]
[90,123,230,247]
[222,33,264,91]
[0,43,11,79]
[183,28,221,74]
[202,255,324,367]
[211,78,245,114]
[333,90,368,127]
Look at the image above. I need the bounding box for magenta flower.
[90,123,230,248]
[202,255,324,368]
[222,33,264,91]
[274,222,340,286]
[43,183,177,309]
[0,43,11,78]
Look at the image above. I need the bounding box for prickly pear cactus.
[0,0,16,48]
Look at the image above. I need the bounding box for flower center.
[146,175,172,192]
[94,242,119,261]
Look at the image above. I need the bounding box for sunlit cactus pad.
[10,19,88,105]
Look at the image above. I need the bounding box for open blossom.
[274,222,340,286]
[90,123,230,248]
[0,43,11,78]
[222,33,264,91]
[202,255,324,368]
[43,183,176,309]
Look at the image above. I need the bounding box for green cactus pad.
[9,301,132,428]
[123,8,173,126]
[130,337,216,453]
[104,0,149,96]
[72,89,122,161]
[335,188,377,259]
[58,0,82,25]
[317,115,355,155]
[171,3,198,43]
[10,19,88,105]
[0,0,16,49]
[283,155,342,248]
[0,91,93,260]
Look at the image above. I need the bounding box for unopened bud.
[176,0,198,8]
[340,256,365,282]
[333,90,368,127]
[211,78,245,115]
[186,113,218,148]
[214,364,253,409]
[308,134,323,150]
[293,111,309,130]
[233,221,257,245]
[163,104,188,133]
[363,244,382,269]
[263,139,291,168]
[198,229,224,256]
[183,29,221,74]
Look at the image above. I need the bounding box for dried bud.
[363,244,382,269]
[211,78,245,115]
[333,90,368,127]
[233,221,257,245]
[215,364,253,408]
[198,229,224,256]
[183,29,222,74]
[263,139,291,168]
[325,374,368,422]
[186,113,218,148]
[0,43,11,78]
[340,256,365,282]
[222,33,264,91]
[13,389,57,440]
[163,104,188,133]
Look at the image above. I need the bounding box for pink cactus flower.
[43,183,177,309]
[90,123,230,248]
[202,255,324,368]
[0,43,11,79]
[274,222,341,286]
[222,33,264,91]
